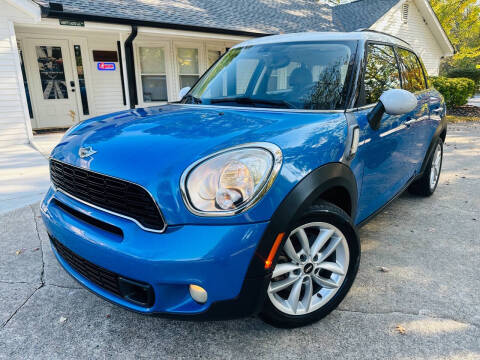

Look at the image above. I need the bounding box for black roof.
[35,0,401,36]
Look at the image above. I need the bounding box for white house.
[0,0,454,147]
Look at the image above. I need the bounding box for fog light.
[189,284,208,304]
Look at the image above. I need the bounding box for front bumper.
[41,187,270,319]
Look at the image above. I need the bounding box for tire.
[259,201,360,328]
[409,139,443,196]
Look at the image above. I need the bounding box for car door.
[396,47,432,170]
[352,43,416,223]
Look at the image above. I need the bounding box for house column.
[0,19,32,146]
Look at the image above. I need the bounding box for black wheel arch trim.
[418,122,447,177]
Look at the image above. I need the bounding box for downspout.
[124,25,138,109]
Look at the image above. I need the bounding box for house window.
[139,47,168,102]
[177,47,199,89]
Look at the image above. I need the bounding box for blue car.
[41,31,446,328]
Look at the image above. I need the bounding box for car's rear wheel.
[260,201,360,328]
[409,139,443,196]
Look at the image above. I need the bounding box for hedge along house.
[1,0,453,147]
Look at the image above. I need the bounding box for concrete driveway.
[1,124,479,360]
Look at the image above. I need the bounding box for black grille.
[51,236,154,307]
[50,159,165,231]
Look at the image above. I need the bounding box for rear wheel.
[260,201,360,328]
[409,139,443,196]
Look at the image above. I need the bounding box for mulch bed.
[447,105,480,117]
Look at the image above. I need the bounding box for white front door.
[24,39,79,129]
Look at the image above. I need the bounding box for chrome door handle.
[405,118,416,127]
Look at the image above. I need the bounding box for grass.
[446,115,480,123]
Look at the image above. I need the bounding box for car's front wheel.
[260,201,360,328]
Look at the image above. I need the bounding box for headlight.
[181,143,282,216]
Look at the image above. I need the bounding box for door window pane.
[36,46,68,100]
[139,47,168,102]
[364,44,401,104]
[397,48,426,92]
[207,49,222,67]
[73,45,89,115]
[177,48,199,89]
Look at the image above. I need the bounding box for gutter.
[40,7,269,38]
[124,26,138,109]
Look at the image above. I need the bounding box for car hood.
[51,104,348,225]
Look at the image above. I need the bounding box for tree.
[431,0,480,67]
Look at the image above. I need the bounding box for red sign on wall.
[97,62,116,71]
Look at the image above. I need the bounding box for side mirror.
[367,89,417,130]
[178,87,191,100]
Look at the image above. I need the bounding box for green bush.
[445,68,480,85]
[431,77,476,108]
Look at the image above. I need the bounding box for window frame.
[134,40,173,107]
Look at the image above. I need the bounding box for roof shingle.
[33,0,400,35]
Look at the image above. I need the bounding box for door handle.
[405,117,415,127]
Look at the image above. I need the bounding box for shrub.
[446,68,480,85]
[431,77,476,108]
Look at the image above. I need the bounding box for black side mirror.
[367,102,385,131]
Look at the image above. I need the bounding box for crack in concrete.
[1,207,47,330]
[31,205,45,286]
[1,284,42,329]
[336,308,479,329]
[0,280,38,285]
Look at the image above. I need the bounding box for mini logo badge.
[79,146,97,158]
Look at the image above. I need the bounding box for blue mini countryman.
[41,31,446,328]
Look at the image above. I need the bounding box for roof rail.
[354,28,411,46]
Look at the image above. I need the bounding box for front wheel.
[260,201,360,328]
[409,139,443,196]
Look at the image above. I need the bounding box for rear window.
[397,48,426,92]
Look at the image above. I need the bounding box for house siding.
[0,18,30,146]
[87,35,127,116]
[371,0,444,76]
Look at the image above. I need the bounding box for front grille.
[51,236,154,307]
[50,159,165,231]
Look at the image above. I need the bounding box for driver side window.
[363,44,401,105]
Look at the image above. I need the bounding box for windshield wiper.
[183,94,202,104]
[209,97,293,109]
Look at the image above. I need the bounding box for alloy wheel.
[268,222,350,316]
[429,143,442,190]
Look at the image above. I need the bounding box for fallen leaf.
[376,266,390,273]
[106,314,111,319]
[32,247,40,252]
[59,316,67,323]
[395,325,407,335]
[15,248,26,256]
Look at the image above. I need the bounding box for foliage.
[445,68,480,85]
[431,0,480,68]
[431,76,476,107]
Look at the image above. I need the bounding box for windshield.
[183,41,355,110]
